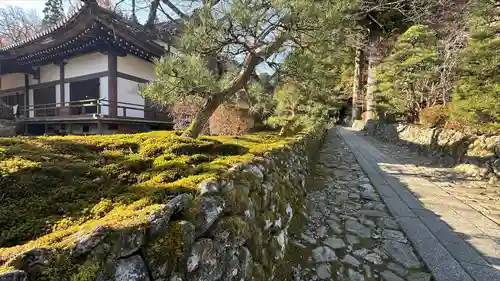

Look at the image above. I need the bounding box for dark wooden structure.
[0,0,172,135]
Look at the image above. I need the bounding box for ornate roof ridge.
[0,1,87,52]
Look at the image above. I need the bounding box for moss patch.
[0,131,291,271]
[146,220,195,278]
[69,259,101,281]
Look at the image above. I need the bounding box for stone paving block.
[345,145,417,219]
[421,202,455,216]
[371,182,397,199]
[463,236,500,266]
[460,261,500,281]
[378,190,416,218]
[397,216,474,281]
[434,232,489,265]
[412,209,451,234]
[387,181,425,210]
[482,227,500,242]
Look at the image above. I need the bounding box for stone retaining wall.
[0,127,325,281]
[364,121,500,182]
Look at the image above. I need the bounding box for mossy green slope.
[0,131,292,264]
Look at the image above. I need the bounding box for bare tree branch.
[0,5,41,47]
[161,0,187,19]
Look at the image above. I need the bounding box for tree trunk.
[182,32,290,138]
[145,0,161,30]
[365,26,380,121]
[352,48,365,122]
[132,0,138,23]
[181,94,224,138]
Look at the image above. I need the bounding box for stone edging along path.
[337,126,500,281]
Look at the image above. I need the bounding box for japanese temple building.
[0,0,173,135]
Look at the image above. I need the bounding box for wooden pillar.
[97,121,103,135]
[108,52,118,117]
[59,62,65,104]
[24,74,29,118]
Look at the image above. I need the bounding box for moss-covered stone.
[111,228,145,258]
[146,220,195,280]
[186,239,226,281]
[0,131,289,257]
[184,196,225,237]
[256,211,276,232]
[222,186,251,215]
[36,252,74,281]
[211,216,250,247]
[251,263,266,281]
[69,259,101,281]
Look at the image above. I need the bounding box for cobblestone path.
[286,129,432,281]
[337,127,500,281]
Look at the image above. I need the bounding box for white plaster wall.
[66,52,108,79]
[64,83,70,106]
[39,64,59,83]
[2,53,108,90]
[117,55,155,81]
[117,77,144,118]
[99,77,109,115]
[28,89,34,118]
[55,86,61,106]
[0,73,24,90]
[153,40,170,52]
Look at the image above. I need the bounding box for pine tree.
[376,25,441,121]
[141,0,353,138]
[42,0,64,26]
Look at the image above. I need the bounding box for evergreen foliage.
[266,83,330,135]
[376,25,441,121]
[450,1,500,132]
[42,0,63,26]
[264,41,354,134]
